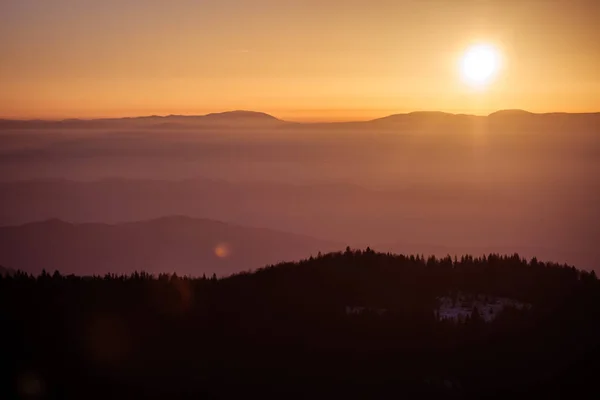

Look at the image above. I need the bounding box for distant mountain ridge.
[0,110,286,129]
[1,109,598,129]
[0,216,339,276]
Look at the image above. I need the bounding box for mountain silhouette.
[1,110,598,130]
[201,110,282,122]
[0,216,339,276]
[487,109,534,117]
[0,110,285,130]
[369,111,480,126]
[487,109,600,126]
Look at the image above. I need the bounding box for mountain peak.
[488,109,534,117]
[370,111,471,124]
[203,110,281,121]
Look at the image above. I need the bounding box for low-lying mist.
[1,112,598,273]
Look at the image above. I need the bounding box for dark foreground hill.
[0,216,338,276]
[1,250,599,399]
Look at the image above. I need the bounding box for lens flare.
[214,243,231,258]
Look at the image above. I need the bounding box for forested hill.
[1,250,599,399]
[227,249,599,308]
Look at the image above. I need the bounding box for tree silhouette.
[0,250,598,399]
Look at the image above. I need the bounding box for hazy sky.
[1,0,598,121]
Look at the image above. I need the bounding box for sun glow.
[460,44,501,88]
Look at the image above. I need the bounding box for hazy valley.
[1,111,598,274]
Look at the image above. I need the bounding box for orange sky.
[1,0,599,121]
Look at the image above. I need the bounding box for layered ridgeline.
[1,179,597,272]
[1,250,599,399]
[1,110,598,273]
[1,109,598,129]
[0,110,287,130]
[0,216,339,276]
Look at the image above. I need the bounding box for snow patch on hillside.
[435,293,531,322]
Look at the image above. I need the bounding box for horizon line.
[1,109,599,124]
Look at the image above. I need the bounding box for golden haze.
[0,1,598,121]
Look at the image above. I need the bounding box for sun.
[460,44,501,87]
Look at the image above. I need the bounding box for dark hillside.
[1,250,599,399]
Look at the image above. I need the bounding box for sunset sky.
[1,0,598,121]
